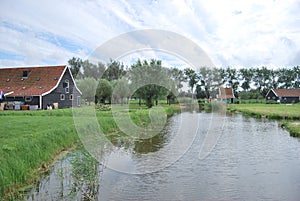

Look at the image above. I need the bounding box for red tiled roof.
[0,65,67,96]
[273,88,300,97]
[218,87,235,99]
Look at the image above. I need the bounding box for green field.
[0,104,180,199]
[228,103,300,137]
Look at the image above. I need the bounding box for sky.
[1,0,300,69]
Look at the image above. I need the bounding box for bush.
[266,100,279,104]
[96,104,111,111]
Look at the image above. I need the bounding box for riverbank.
[228,104,300,137]
[0,104,180,200]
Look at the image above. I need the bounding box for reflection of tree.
[69,150,104,200]
[133,132,167,154]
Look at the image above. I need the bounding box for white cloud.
[0,0,300,68]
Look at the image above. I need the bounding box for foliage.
[96,79,113,104]
[76,77,97,104]
[184,68,200,97]
[102,59,126,81]
[129,59,173,108]
[112,78,130,104]
[238,89,264,100]
[96,104,111,111]
[68,57,83,79]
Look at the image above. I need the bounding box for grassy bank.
[0,104,180,200]
[228,104,300,137]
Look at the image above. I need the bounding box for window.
[25,96,32,102]
[22,70,30,78]
[69,94,73,100]
[60,94,65,100]
[63,79,69,93]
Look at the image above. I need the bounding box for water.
[26,112,300,201]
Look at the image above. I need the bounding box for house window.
[69,94,73,100]
[268,97,270,100]
[22,70,30,78]
[63,79,69,93]
[25,96,32,102]
[60,94,65,100]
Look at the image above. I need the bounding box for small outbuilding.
[0,65,82,110]
[217,87,235,104]
[265,88,300,103]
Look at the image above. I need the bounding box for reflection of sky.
[1,0,300,68]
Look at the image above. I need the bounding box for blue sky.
[1,0,300,68]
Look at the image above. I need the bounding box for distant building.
[265,88,300,103]
[217,87,235,104]
[0,65,81,110]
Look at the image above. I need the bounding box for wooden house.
[0,65,81,110]
[265,88,300,103]
[217,87,235,103]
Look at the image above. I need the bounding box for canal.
[26,112,300,201]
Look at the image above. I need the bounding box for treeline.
[68,57,300,107]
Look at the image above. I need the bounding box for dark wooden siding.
[280,96,299,103]
[42,69,81,109]
[265,90,278,101]
[4,96,40,107]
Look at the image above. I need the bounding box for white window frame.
[69,94,73,100]
[60,94,65,100]
[25,96,32,102]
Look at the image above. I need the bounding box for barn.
[217,87,235,104]
[265,88,300,104]
[0,65,81,110]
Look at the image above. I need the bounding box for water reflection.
[26,112,300,201]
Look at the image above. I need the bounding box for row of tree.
[69,57,300,107]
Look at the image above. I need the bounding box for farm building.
[265,88,300,103]
[0,65,81,110]
[217,87,235,104]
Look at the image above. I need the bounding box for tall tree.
[103,59,126,81]
[252,67,271,96]
[76,77,97,105]
[96,79,113,104]
[223,67,239,98]
[238,68,254,92]
[129,59,171,108]
[169,68,186,91]
[112,78,130,104]
[68,57,83,79]
[184,68,200,99]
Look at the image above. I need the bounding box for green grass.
[228,104,300,119]
[228,103,300,137]
[0,104,180,199]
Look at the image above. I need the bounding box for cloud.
[0,0,300,68]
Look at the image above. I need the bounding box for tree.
[238,68,254,92]
[82,60,106,80]
[129,59,171,108]
[68,57,83,79]
[103,59,126,81]
[252,67,272,96]
[223,67,239,98]
[169,68,186,91]
[96,79,112,104]
[112,78,130,104]
[76,78,97,105]
[184,68,200,99]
